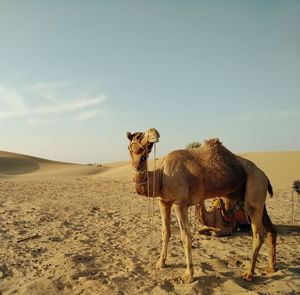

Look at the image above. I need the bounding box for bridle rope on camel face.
[129,141,148,174]
[127,128,160,186]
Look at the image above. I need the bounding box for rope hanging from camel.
[146,145,153,266]
[147,143,161,279]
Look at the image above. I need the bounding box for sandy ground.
[0,150,299,295]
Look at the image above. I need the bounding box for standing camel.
[126,128,276,283]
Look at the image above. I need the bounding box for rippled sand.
[0,150,299,294]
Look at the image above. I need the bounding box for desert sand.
[0,149,299,295]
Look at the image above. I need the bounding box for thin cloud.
[231,109,300,122]
[275,109,300,119]
[27,118,60,127]
[77,109,105,121]
[0,84,27,118]
[0,82,107,124]
[25,81,69,102]
[31,96,107,114]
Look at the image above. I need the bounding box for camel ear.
[126,132,133,141]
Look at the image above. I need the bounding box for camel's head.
[126,128,160,171]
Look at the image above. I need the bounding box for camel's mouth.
[144,128,160,143]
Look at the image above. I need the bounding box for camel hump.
[203,138,222,147]
[195,138,247,195]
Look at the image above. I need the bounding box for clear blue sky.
[0,0,299,164]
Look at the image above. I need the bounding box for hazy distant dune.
[1,149,299,187]
[0,150,103,178]
[241,151,300,189]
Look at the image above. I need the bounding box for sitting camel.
[126,128,276,283]
[195,198,250,236]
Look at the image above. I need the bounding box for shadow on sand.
[275,224,300,236]
[0,157,40,175]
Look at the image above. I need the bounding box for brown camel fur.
[126,128,277,283]
[195,197,250,236]
[195,200,234,237]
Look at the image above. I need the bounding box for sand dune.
[241,151,300,189]
[0,149,299,294]
[0,150,106,178]
[0,156,40,175]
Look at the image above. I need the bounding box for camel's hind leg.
[242,209,264,282]
[262,206,277,273]
[156,200,172,269]
[241,166,274,281]
[174,204,194,283]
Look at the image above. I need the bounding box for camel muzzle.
[143,128,160,144]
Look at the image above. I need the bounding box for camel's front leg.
[174,204,194,283]
[156,200,172,269]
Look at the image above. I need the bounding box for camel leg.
[241,168,272,281]
[174,204,194,283]
[242,212,264,282]
[262,206,277,274]
[156,200,172,268]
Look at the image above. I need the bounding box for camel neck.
[132,168,161,197]
[132,169,148,195]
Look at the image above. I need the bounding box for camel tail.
[268,180,273,198]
